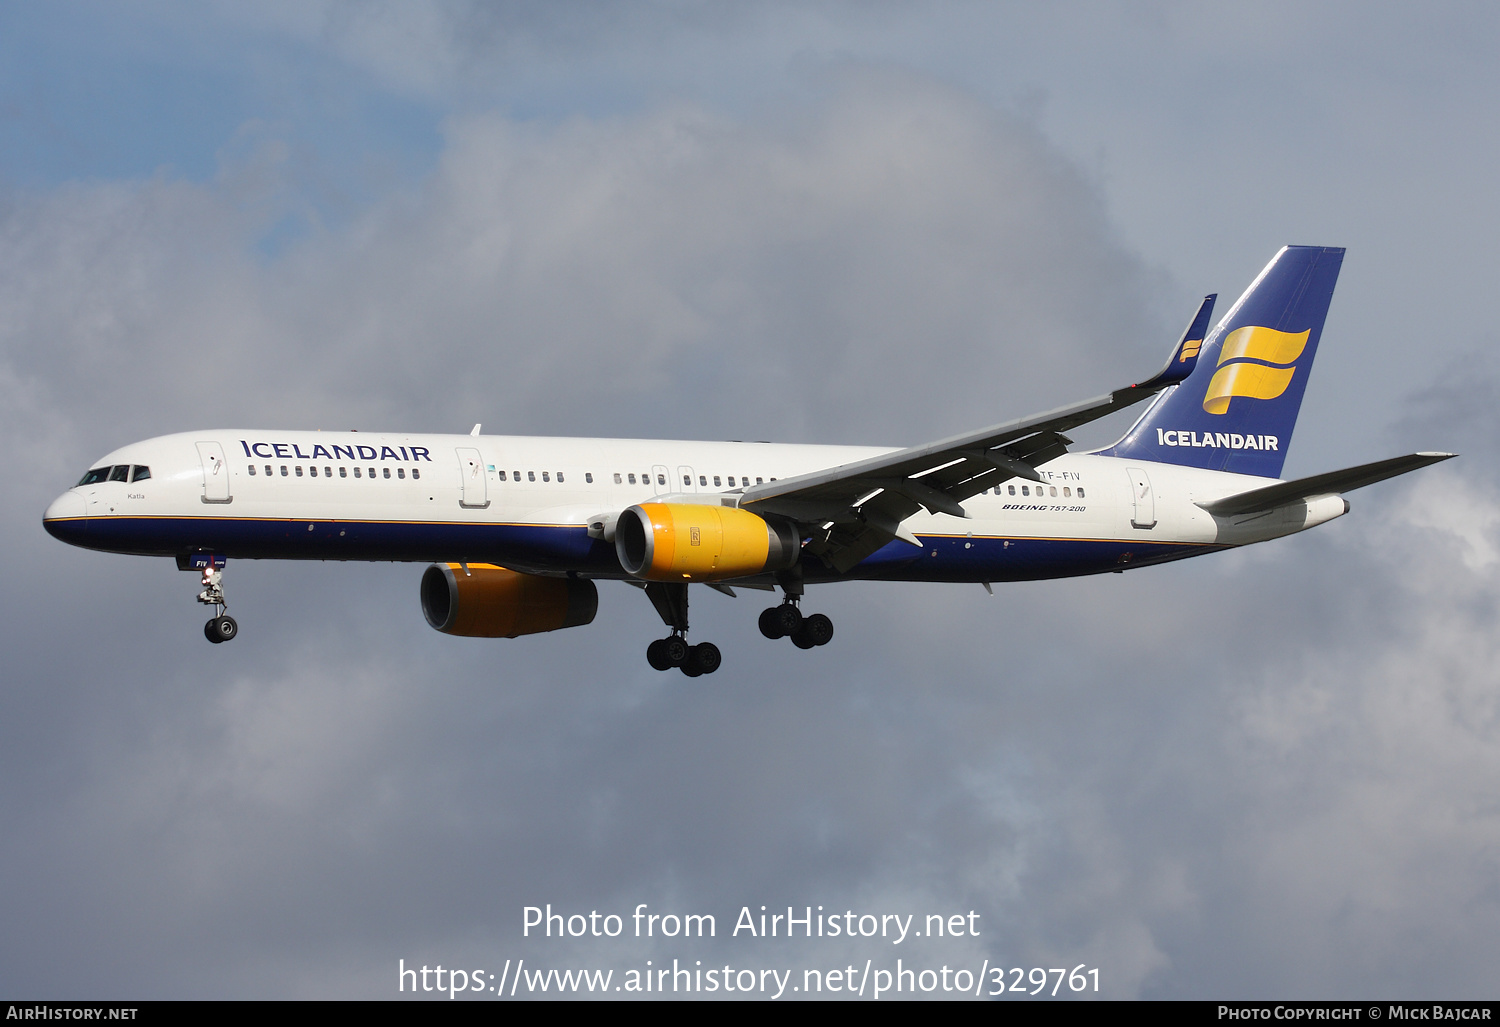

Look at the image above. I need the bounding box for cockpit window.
[108,465,129,482]
[77,468,110,486]
[131,465,151,482]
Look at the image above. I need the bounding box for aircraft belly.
[79,513,615,570]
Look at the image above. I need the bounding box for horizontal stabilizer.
[1197,452,1456,517]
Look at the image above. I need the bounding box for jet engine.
[420,563,598,638]
[615,503,800,582]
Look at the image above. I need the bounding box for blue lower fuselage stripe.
[47,515,1220,583]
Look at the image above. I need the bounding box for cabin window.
[585,473,593,483]
[558,472,565,483]
[727,476,735,486]
[324,466,332,477]
[353,467,361,478]
[699,475,707,486]
[131,466,151,482]
[383,467,391,479]
[412,468,420,480]
[296,466,303,477]
[628,473,636,485]
[542,471,550,482]
[340,467,347,478]
[1077,487,1085,498]
[397,468,406,479]
[684,474,692,486]
[498,470,507,481]
[528,471,535,482]
[248,465,256,476]
[756,477,763,484]
[308,466,317,477]
[614,473,623,484]
[654,473,662,485]
[1063,487,1071,497]
[713,476,721,487]
[368,467,376,478]
[1050,486,1057,497]
[264,465,272,476]
[281,466,289,477]
[1008,485,1015,495]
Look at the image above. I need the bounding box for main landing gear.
[641,582,721,677]
[759,565,833,649]
[757,602,833,648]
[191,558,238,644]
[646,635,722,676]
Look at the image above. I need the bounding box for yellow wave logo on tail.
[1202,326,1310,415]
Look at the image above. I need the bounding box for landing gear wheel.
[680,660,704,678]
[663,635,690,666]
[791,626,818,649]
[205,615,238,644]
[802,613,833,647]
[760,604,802,639]
[646,638,673,671]
[688,642,721,675]
[205,618,223,643]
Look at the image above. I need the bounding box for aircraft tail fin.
[1099,245,1346,478]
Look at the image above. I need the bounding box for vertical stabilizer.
[1099,245,1344,478]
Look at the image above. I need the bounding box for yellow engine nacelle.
[615,503,800,582]
[420,563,598,638]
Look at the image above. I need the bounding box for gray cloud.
[1,25,1494,1001]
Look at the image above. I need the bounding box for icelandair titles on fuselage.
[1155,428,1279,451]
[239,440,434,462]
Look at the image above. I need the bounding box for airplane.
[43,245,1453,676]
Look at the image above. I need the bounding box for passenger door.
[456,448,489,509]
[196,441,232,504]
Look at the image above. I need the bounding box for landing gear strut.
[641,582,721,676]
[759,566,833,649]
[188,555,238,644]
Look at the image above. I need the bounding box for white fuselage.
[43,429,1345,584]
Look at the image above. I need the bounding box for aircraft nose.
[43,492,88,543]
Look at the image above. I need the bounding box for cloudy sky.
[2,1,1497,1000]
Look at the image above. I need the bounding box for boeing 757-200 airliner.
[43,246,1452,675]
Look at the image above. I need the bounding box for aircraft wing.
[739,295,1218,572]
[1196,452,1456,517]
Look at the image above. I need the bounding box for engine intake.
[615,503,800,582]
[421,563,598,638]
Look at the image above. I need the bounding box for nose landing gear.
[184,554,238,644]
